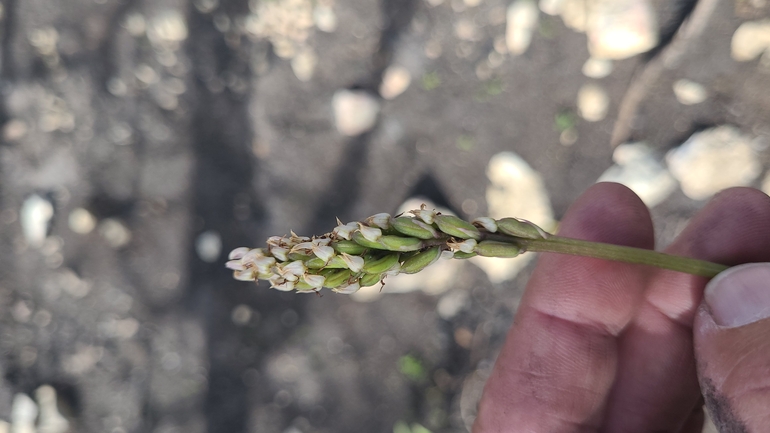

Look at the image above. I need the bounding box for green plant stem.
[484,233,728,278]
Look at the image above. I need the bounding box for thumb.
[694,263,770,432]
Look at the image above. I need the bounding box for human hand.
[473,183,770,432]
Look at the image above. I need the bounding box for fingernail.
[704,263,770,328]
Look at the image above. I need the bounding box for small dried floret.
[333,221,358,240]
[228,247,251,260]
[357,223,383,242]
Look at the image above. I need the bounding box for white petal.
[266,236,284,246]
[333,222,358,240]
[383,263,401,276]
[225,260,246,271]
[228,247,251,260]
[357,223,382,242]
[303,274,325,289]
[313,237,332,247]
[270,246,288,261]
[458,239,477,254]
[312,245,335,262]
[241,249,264,265]
[472,217,498,233]
[269,274,284,286]
[233,269,256,281]
[290,242,315,256]
[254,256,276,274]
[440,250,455,260]
[296,288,320,294]
[284,260,307,276]
[367,213,392,229]
[341,253,365,273]
[332,281,360,294]
[272,281,295,292]
[416,209,435,224]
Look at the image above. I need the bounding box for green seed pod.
[319,255,349,269]
[320,269,353,288]
[378,235,424,252]
[288,252,314,261]
[305,257,328,269]
[474,241,521,258]
[351,231,385,249]
[496,218,546,240]
[434,215,481,240]
[332,239,367,255]
[295,279,313,290]
[391,216,439,239]
[352,232,424,252]
[363,253,401,274]
[452,251,478,259]
[400,246,442,274]
[359,273,382,287]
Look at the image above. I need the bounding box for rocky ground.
[1,0,769,432]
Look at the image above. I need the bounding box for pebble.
[11,393,37,433]
[731,20,770,62]
[437,290,470,320]
[582,57,613,78]
[98,218,132,248]
[673,79,707,105]
[597,143,676,207]
[577,83,609,122]
[195,230,222,263]
[68,208,96,234]
[20,194,54,247]
[506,0,539,55]
[291,48,317,82]
[313,5,337,32]
[475,152,554,283]
[148,10,188,45]
[379,65,412,100]
[36,385,69,433]
[332,90,380,136]
[666,126,762,200]
[539,0,564,15]
[585,0,658,60]
[232,304,253,325]
[559,0,588,32]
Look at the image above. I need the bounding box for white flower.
[302,274,325,289]
[333,221,358,240]
[225,260,246,271]
[283,260,307,276]
[233,269,257,281]
[357,223,382,242]
[241,249,264,265]
[253,256,276,274]
[228,247,251,260]
[472,217,498,233]
[269,246,289,261]
[313,237,332,247]
[332,281,360,294]
[449,238,477,253]
[313,245,335,262]
[272,280,295,291]
[341,253,365,273]
[366,213,392,229]
[414,209,435,224]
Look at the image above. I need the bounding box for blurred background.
[1,0,769,431]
